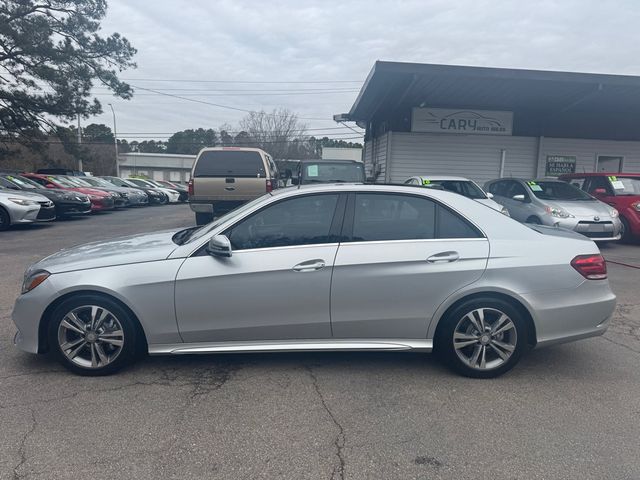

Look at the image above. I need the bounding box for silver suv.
[485,178,623,241]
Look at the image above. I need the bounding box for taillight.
[266,179,273,193]
[571,254,607,280]
[188,179,194,196]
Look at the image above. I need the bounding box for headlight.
[610,209,619,218]
[500,206,510,216]
[545,206,573,218]
[21,270,50,294]
[9,197,38,206]
[632,202,640,212]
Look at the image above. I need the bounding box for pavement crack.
[12,409,37,480]
[306,366,346,480]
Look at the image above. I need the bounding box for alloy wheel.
[453,307,517,370]
[57,305,125,369]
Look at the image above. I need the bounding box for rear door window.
[348,193,482,242]
[194,151,266,178]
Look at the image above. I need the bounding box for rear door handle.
[224,186,235,191]
[427,251,460,263]
[293,259,326,272]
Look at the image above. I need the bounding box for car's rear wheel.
[437,297,527,378]
[48,295,139,376]
[526,216,542,224]
[0,206,10,231]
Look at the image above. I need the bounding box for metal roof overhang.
[342,61,640,140]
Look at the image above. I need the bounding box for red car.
[559,173,640,241]
[23,173,116,212]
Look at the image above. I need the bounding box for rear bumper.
[523,280,616,347]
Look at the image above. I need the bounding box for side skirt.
[148,339,433,355]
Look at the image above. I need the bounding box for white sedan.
[405,175,510,215]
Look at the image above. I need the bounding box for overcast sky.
[90,0,640,142]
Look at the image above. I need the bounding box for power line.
[129,84,346,121]
[94,91,360,97]
[116,125,362,134]
[93,87,360,93]
[121,78,363,84]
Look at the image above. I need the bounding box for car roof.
[411,175,474,181]
[268,182,480,204]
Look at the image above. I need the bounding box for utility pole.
[108,104,119,177]
[77,114,83,172]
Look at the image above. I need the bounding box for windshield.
[611,176,640,195]
[529,181,593,201]
[300,162,364,183]
[83,177,114,188]
[424,180,486,199]
[128,178,152,187]
[1,175,39,189]
[177,194,271,245]
[102,177,127,187]
[49,175,78,188]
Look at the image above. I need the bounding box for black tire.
[436,297,528,379]
[195,212,213,226]
[526,216,542,225]
[0,206,10,231]
[47,294,141,376]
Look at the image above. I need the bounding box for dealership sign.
[411,108,513,135]
[545,155,576,176]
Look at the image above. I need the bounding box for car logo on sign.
[594,216,600,222]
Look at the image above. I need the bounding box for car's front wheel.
[437,297,527,378]
[48,295,140,376]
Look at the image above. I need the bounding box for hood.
[1,190,50,203]
[546,199,615,219]
[475,198,505,212]
[33,230,180,274]
[74,187,111,197]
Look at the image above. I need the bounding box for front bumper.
[550,216,623,241]
[90,197,115,211]
[36,204,56,221]
[11,204,41,224]
[524,279,616,347]
[56,201,92,216]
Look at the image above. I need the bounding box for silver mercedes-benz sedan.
[12,184,616,378]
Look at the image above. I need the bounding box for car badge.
[594,216,600,222]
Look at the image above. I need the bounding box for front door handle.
[293,259,326,272]
[427,251,460,263]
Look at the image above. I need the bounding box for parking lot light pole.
[108,103,119,177]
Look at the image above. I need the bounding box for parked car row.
[0,172,187,231]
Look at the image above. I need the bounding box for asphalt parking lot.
[1,205,639,479]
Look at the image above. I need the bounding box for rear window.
[194,151,266,178]
[301,162,364,183]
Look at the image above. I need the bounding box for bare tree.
[239,108,308,160]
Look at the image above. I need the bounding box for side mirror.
[207,234,232,257]
[593,188,607,196]
[512,194,526,202]
[486,192,494,199]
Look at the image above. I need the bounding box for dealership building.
[337,61,640,184]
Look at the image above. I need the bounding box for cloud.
[90,0,640,139]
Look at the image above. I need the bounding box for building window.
[170,171,181,181]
